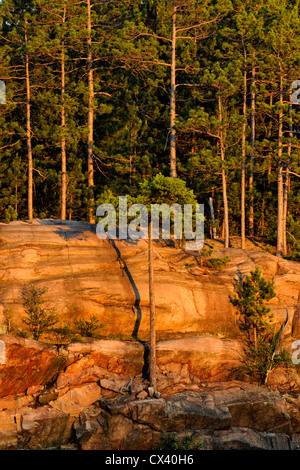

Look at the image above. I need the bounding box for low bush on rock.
[204,255,231,271]
[232,266,295,385]
[73,315,105,338]
[156,434,206,451]
[234,332,294,385]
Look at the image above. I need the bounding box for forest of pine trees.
[1,0,300,259]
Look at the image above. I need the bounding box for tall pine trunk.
[148,219,157,389]
[25,21,33,222]
[241,44,247,249]
[276,69,284,258]
[283,93,292,255]
[170,0,177,178]
[249,56,255,236]
[218,93,229,248]
[87,0,95,223]
[61,5,67,220]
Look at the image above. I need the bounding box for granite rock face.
[0,220,299,450]
[0,335,245,398]
[74,387,299,451]
[0,334,298,450]
[0,335,68,398]
[0,219,299,339]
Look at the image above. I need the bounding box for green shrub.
[232,266,294,385]
[4,205,17,224]
[15,329,31,338]
[198,247,213,267]
[74,315,105,338]
[22,285,58,340]
[156,434,206,451]
[204,255,231,270]
[284,247,300,261]
[234,331,294,385]
[232,265,275,342]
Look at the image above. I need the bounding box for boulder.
[49,383,102,416]
[0,410,19,448]
[99,378,129,394]
[56,359,112,389]
[156,336,244,382]
[136,390,148,400]
[212,386,291,434]
[20,405,75,449]
[213,427,298,450]
[0,335,68,398]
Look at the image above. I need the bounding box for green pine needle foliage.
[234,331,294,385]
[22,285,59,340]
[232,265,275,335]
[232,266,295,384]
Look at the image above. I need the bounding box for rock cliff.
[0,219,299,339]
[0,220,299,450]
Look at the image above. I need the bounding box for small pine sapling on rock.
[22,285,58,340]
[232,265,275,346]
[232,266,294,385]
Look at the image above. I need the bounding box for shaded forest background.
[1,0,300,259]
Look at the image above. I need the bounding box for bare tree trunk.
[148,219,157,389]
[87,0,95,223]
[277,159,284,258]
[218,94,229,248]
[283,165,290,256]
[283,94,292,256]
[25,21,33,222]
[61,4,67,220]
[241,44,247,249]
[261,195,265,236]
[249,56,255,236]
[276,70,284,258]
[267,95,273,181]
[15,179,18,215]
[170,0,177,178]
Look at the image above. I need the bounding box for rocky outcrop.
[74,386,299,451]
[0,335,244,398]
[0,334,298,450]
[1,334,298,399]
[0,335,68,398]
[0,220,299,450]
[0,220,299,339]
[2,381,298,450]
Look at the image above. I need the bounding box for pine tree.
[261,0,300,257]
[232,265,275,346]
[22,284,58,340]
[138,173,199,389]
[0,1,42,220]
[117,0,225,178]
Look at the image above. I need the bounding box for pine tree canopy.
[0,0,300,258]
